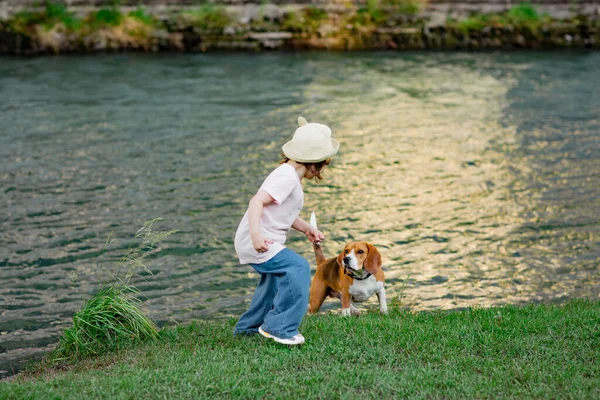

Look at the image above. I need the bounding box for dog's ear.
[337,247,346,267]
[364,243,381,275]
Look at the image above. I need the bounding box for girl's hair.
[281,153,330,183]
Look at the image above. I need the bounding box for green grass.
[506,2,542,24]
[450,2,551,33]
[6,1,156,35]
[364,0,389,25]
[8,1,82,33]
[2,300,598,398]
[181,4,232,31]
[351,0,426,29]
[282,6,329,33]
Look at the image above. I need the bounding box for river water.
[1,52,599,377]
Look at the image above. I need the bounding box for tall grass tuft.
[52,218,177,361]
[53,285,159,359]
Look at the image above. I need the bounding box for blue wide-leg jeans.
[234,248,310,339]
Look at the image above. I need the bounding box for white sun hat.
[281,117,340,163]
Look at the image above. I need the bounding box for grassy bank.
[2,300,598,398]
[1,1,599,54]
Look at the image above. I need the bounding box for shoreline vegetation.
[1,300,598,398]
[0,1,599,54]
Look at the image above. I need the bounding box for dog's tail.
[310,212,327,265]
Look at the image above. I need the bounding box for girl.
[233,116,339,345]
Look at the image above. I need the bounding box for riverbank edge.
[1,300,598,398]
[1,2,599,54]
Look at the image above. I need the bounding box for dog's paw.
[350,305,361,316]
[341,308,351,317]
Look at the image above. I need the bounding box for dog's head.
[337,242,382,275]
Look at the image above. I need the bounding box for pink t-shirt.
[234,163,304,264]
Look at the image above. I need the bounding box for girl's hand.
[251,234,274,253]
[305,226,325,245]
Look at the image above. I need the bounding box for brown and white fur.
[308,218,387,316]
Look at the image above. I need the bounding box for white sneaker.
[258,326,305,345]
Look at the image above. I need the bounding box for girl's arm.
[292,216,325,244]
[248,190,275,253]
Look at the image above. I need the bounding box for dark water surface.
[1,52,599,377]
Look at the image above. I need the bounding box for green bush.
[43,1,81,31]
[89,7,123,29]
[507,2,541,24]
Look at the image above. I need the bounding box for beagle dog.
[307,214,387,316]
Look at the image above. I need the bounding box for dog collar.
[343,267,371,281]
